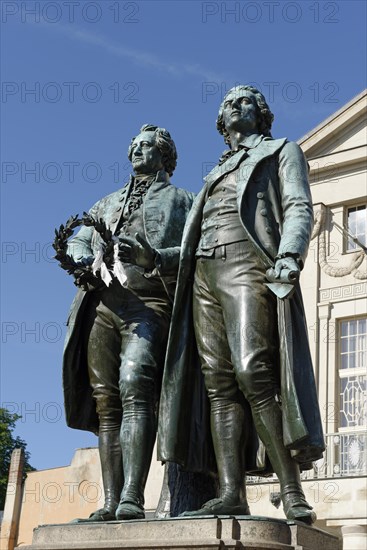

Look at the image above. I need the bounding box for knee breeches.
[87,290,171,431]
[193,241,279,407]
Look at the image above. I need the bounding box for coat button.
[257,192,264,199]
[260,209,267,216]
[116,206,122,212]
[266,227,272,234]
[119,197,124,202]
[111,218,118,223]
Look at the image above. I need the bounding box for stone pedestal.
[21,516,341,550]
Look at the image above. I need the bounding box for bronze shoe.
[116,500,145,520]
[71,506,117,523]
[282,491,316,525]
[180,497,250,517]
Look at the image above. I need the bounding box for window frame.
[344,203,367,253]
[337,316,367,433]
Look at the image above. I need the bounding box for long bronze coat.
[158,136,325,473]
[62,171,195,433]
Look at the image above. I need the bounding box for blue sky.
[1,0,366,471]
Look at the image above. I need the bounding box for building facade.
[298,88,366,548]
[247,89,367,549]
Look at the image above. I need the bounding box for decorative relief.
[320,283,367,302]
[312,205,367,280]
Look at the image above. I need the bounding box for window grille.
[338,318,367,474]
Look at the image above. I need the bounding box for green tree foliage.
[0,408,35,509]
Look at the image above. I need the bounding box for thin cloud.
[46,23,225,82]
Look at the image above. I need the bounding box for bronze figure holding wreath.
[58,125,194,521]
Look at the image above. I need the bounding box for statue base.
[22,516,340,550]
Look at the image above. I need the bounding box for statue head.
[128,124,177,176]
[216,85,274,145]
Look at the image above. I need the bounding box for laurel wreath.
[53,213,114,289]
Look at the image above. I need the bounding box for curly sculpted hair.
[216,85,274,145]
[127,124,177,176]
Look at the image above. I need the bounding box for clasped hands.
[118,233,156,270]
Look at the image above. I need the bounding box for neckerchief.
[218,144,249,165]
[128,174,155,214]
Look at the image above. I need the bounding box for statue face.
[130,131,164,175]
[222,90,259,136]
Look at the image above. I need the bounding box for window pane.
[358,334,366,352]
[349,353,356,369]
[349,214,357,234]
[347,205,367,251]
[356,208,367,244]
[341,322,348,337]
[349,321,357,335]
[341,354,348,369]
[341,338,348,353]
[356,210,366,236]
[349,337,356,352]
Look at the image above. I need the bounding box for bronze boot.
[251,397,316,525]
[116,410,156,520]
[73,429,123,522]
[181,401,250,517]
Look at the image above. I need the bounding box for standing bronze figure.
[158,87,325,524]
[61,125,194,521]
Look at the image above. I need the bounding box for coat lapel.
[204,148,249,189]
[108,177,132,235]
[143,173,171,246]
[180,138,288,273]
[236,137,287,206]
[180,138,287,265]
[204,137,287,197]
[107,171,170,237]
[180,185,207,260]
[233,138,287,268]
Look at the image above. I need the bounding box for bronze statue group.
[57,86,324,525]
